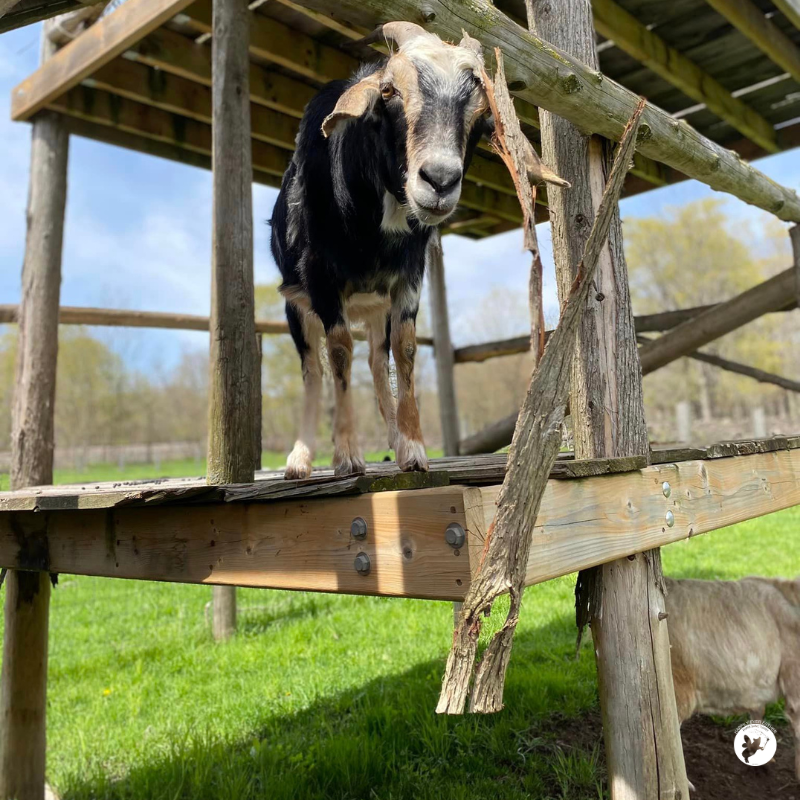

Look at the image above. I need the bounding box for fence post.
[528,2,689,797]
[207,0,257,641]
[427,231,460,457]
[676,400,692,443]
[0,21,68,800]
[752,405,767,439]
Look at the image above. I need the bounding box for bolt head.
[354,552,371,575]
[351,517,368,540]
[665,510,675,528]
[662,481,671,498]
[445,523,466,549]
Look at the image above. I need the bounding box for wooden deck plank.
[1,445,799,599]
[10,0,195,121]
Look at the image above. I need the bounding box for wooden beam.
[2,448,799,599]
[704,0,800,84]
[48,87,291,177]
[773,0,800,32]
[639,267,797,374]
[207,0,258,639]
[128,27,315,119]
[0,21,64,800]
[292,0,800,221]
[684,350,800,393]
[88,58,300,150]
[0,0,89,34]
[592,0,777,153]
[0,303,436,347]
[478,447,800,587]
[10,0,195,120]
[59,114,283,190]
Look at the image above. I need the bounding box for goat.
[665,576,800,779]
[270,22,564,479]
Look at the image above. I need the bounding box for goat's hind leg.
[327,321,366,476]
[285,303,323,480]
[366,312,398,451]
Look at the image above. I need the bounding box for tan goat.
[665,576,800,778]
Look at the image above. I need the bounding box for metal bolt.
[665,510,675,528]
[658,611,669,621]
[445,523,466,549]
[662,481,671,498]
[351,517,367,540]
[354,552,370,575]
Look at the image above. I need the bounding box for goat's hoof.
[396,436,429,472]
[333,448,366,477]
[285,443,313,480]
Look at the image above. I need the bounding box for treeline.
[1,199,797,461]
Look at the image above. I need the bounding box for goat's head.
[322,23,490,225]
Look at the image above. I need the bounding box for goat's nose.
[418,160,462,195]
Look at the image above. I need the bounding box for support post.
[427,231,460,457]
[676,401,692,443]
[207,0,256,641]
[0,22,67,800]
[791,225,800,305]
[528,2,689,797]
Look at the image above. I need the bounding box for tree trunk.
[207,0,257,640]
[528,1,689,797]
[1,23,67,800]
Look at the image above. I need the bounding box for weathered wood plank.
[0,488,474,601]
[10,0,195,120]
[773,0,800,32]
[639,267,796,374]
[292,0,800,221]
[593,0,777,152]
[494,447,800,586]
[704,0,800,84]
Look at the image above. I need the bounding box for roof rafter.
[593,0,778,153]
[703,0,800,85]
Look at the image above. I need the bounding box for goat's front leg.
[326,321,366,476]
[366,311,398,451]
[390,296,428,472]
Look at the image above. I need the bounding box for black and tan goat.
[271,23,564,478]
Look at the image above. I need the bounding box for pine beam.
[10,0,195,120]
[704,0,800,84]
[773,0,800,32]
[593,0,777,153]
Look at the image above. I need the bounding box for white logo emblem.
[734,721,777,767]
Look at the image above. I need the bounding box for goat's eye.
[381,83,395,100]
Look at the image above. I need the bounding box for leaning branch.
[437,97,647,715]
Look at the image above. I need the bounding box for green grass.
[1,459,799,798]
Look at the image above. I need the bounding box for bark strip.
[437,98,647,715]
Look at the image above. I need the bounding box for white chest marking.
[381,192,411,234]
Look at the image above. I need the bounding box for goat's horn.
[381,21,435,48]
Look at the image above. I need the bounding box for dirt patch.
[547,711,798,799]
[681,716,798,800]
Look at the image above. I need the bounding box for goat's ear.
[322,73,382,138]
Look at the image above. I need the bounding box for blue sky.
[2,24,800,372]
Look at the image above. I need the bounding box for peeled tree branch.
[437,96,647,715]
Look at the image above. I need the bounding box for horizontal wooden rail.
[0,304,435,347]
[1,446,798,599]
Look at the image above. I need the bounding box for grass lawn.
[1,460,799,798]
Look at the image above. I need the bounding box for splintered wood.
[471,39,569,361]
[437,96,647,715]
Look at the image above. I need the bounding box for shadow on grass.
[58,614,605,800]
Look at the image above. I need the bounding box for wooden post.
[207,0,256,641]
[0,22,67,800]
[427,231,460,457]
[528,2,689,797]
[791,225,800,305]
[752,406,767,439]
[676,401,692,443]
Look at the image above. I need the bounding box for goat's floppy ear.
[322,72,382,138]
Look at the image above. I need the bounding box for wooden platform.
[1,436,799,601]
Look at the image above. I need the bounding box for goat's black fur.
[270,59,489,356]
